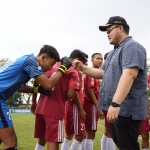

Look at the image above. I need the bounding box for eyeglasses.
[106,26,120,34]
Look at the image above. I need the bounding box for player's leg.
[101,110,109,150]
[47,142,59,150]
[0,100,17,149]
[106,127,116,150]
[61,101,74,150]
[70,104,85,150]
[84,102,97,150]
[71,104,85,149]
[101,110,116,150]
[34,113,46,150]
[0,127,17,149]
[44,116,63,150]
[141,132,149,150]
[140,119,149,150]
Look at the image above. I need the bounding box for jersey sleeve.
[23,56,44,78]
[122,43,146,71]
[68,70,80,90]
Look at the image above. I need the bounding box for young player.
[0,45,71,150]
[61,51,88,150]
[139,74,150,150]
[82,53,104,150]
[31,49,86,150]
[101,52,116,150]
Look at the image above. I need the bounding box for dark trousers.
[110,115,140,150]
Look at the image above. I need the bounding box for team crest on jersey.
[38,66,42,70]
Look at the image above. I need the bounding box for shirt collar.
[114,36,132,49]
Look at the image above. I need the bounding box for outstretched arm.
[72,59,104,79]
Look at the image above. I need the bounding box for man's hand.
[72,59,83,70]
[97,109,104,119]
[58,56,72,74]
[79,108,86,122]
[30,103,37,115]
[107,106,120,123]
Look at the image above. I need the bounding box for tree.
[0,58,11,67]
[7,92,23,107]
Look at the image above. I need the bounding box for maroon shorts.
[83,100,98,131]
[140,118,149,133]
[102,110,110,128]
[64,101,85,135]
[34,113,64,142]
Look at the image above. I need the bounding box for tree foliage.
[7,92,23,107]
[0,58,11,67]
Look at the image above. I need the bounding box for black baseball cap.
[99,16,130,31]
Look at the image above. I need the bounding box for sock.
[84,139,93,150]
[101,134,107,150]
[106,138,116,150]
[35,143,44,150]
[80,139,85,150]
[61,138,70,150]
[70,139,81,150]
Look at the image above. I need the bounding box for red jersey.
[148,73,150,89]
[78,71,84,104]
[35,63,79,120]
[83,75,100,101]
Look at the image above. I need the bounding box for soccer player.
[101,52,116,150]
[31,49,86,150]
[82,53,104,150]
[139,74,150,150]
[0,45,71,150]
[61,51,88,150]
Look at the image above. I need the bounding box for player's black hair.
[38,45,60,61]
[83,52,89,59]
[69,49,86,64]
[91,53,102,59]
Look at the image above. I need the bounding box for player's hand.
[79,108,86,122]
[72,59,83,70]
[107,106,120,123]
[30,103,37,115]
[58,56,72,74]
[97,109,104,119]
[33,85,50,96]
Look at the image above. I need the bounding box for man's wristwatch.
[111,102,120,107]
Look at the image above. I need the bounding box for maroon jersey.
[83,75,100,101]
[148,73,150,89]
[36,63,79,120]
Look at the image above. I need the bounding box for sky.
[0,0,150,66]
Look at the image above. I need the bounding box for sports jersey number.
[7,111,12,120]
[81,123,85,131]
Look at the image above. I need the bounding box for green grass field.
[0,113,143,150]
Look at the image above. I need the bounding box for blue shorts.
[0,99,13,128]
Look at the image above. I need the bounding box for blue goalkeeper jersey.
[0,54,44,101]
